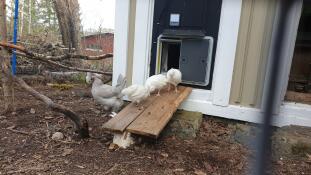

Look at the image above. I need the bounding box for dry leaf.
[194,169,207,175]
[173,168,185,172]
[161,153,169,158]
[109,143,118,150]
[32,154,42,159]
[62,148,73,156]
[75,165,85,169]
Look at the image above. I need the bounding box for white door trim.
[131,0,155,85]
[113,0,131,86]
[211,0,242,106]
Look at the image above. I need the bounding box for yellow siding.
[126,0,137,86]
[230,0,277,107]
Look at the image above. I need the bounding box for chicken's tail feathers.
[117,74,127,87]
[114,74,127,95]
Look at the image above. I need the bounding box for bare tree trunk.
[28,0,32,34]
[53,0,81,53]
[20,0,24,39]
[0,0,14,114]
[10,0,14,36]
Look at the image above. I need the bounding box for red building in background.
[81,32,114,54]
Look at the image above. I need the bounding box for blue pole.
[12,0,19,75]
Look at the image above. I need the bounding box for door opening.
[285,2,311,104]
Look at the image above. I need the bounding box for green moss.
[48,83,74,90]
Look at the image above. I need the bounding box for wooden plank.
[126,86,192,138]
[102,95,157,132]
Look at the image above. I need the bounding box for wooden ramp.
[102,86,192,138]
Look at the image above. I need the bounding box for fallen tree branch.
[0,42,112,75]
[0,42,113,60]
[12,76,89,138]
[15,51,112,76]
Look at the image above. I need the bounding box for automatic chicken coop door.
[150,0,222,89]
[156,35,213,86]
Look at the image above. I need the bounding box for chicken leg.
[167,84,171,92]
[157,89,161,96]
[174,86,179,93]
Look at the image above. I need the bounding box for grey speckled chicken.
[87,73,127,117]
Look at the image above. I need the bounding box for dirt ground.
[0,84,310,175]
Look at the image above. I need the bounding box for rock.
[30,108,36,114]
[163,110,203,139]
[51,132,64,140]
[272,125,311,159]
[0,116,6,120]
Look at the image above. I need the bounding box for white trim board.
[180,100,311,127]
[212,0,242,107]
[132,0,155,85]
[113,0,131,86]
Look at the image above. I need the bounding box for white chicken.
[122,84,150,106]
[166,68,182,93]
[87,73,126,117]
[145,74,168,96]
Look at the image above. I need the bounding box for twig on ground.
[6,125,30,135]
[104,164,119,175]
